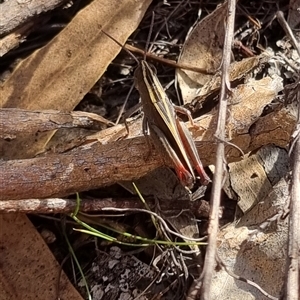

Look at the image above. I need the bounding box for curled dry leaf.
[176,1,266,106]
[228,75,283,135]
[191,74,283,141]
[190,56,262,110]
[176,1,228,104]
[229,155,272,213]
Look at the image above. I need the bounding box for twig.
[0,108,113,135]
[188,1,236,299]
[0,197,146,213]
[0,137,163,200]
[0,197,210,219]
[125,44,214,74]
[276,11,300,58]
[286,81,300,300]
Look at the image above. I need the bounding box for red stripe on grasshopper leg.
[150,123,195,189]
[176,119,211,185]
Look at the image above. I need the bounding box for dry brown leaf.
[176,2,227,104]
[176,2,265,106]
[169,211,201,253]
[229,155,272,213]
[211,145,290,300]
[0,214,83,300]
[192,75,283,141]
[228,145,288,213]
[1,0,151,110]
[195,56,261,99]
[0,0,151,159]
[228,76,283,135]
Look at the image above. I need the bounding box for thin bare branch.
[198,1,236,299]
[286,82,300,300]
[0,197,211,218]
[276,11,300,57]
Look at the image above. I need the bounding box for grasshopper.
[103,31,210,188]
[134,61,210,188]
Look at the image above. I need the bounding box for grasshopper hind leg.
[173,105,195,127]
[149,124,195,189]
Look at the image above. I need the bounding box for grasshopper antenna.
[101,30,141,127]
[144,11,155,61]
[101,30,140,65]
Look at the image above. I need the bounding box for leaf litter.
[0,0,299,299]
